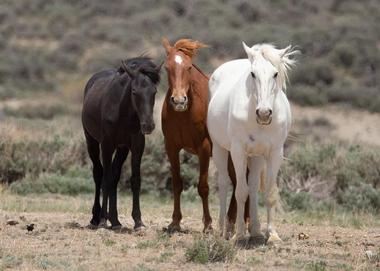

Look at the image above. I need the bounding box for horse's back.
[84,69,116,97]
[82,69,117,141]
[209,59,250,99]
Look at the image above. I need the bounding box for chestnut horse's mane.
[173,39,208,58]
[192,64,209,79]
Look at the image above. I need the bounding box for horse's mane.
[250,44,299,90]
[192,64,209,79]
[174,39,208,58]
[118,56,160,84]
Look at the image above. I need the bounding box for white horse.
[207,42,298,243]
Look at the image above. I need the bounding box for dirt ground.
[0,193,379,271]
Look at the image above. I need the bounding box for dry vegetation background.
[0,0,379,270]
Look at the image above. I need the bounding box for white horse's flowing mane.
[249,43,299,90]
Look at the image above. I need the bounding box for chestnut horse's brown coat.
[161,38,212,232]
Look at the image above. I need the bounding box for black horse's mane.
[118,56,160,84]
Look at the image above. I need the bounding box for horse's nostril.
[256,109,259,116]
[269,109,273,115]
[183,96,188,102]
[170,96,175,103]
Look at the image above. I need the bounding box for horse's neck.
[189,65,208,100]
[119,84,135,118]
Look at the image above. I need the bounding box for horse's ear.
[279,45,292,59]
[162,37,172,54]
[122,60,138,78]
[242,41,251,57]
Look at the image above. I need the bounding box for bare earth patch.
[0,193,379,271]
[292,104,380,147]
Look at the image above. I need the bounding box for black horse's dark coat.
[82,57,161,229]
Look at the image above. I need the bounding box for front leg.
[130,132,145,231]
[165,142,183,232]
[248,156,266,244]
[265,148,283,244]
[230,141,248,241]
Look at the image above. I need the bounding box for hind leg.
[197,138,212,233]
[226,154,250,236]
[212,143,230,238]
[84,131,104,227]
[130,132,145,231]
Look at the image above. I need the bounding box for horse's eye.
[274,72,278,78]
[251,72,256,78]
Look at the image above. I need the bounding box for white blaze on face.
[174,55,183,64]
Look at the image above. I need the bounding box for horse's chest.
[245,134,270,157]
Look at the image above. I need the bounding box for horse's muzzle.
[170,95,188,112]
[141,122,155,134]
[256,115,272,125]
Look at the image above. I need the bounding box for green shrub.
[330,43,356,68]
[185,235,235,264]
[337,184,380,213]
[0,128,87,184]
[288,84,328,106]
[281,143,380,213]
[3,104,68,119]
[281,190,314,211]
[9,166,93,195]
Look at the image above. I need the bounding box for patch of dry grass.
[0,192,379,271]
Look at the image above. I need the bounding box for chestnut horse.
[161,38,212,232]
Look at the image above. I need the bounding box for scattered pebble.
[298,232,309,240]
[362,241,375,247]
[6,219,19,226]
[26,223,35,232]
[64,221,83,229]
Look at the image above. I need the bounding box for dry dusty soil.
[0,193,379,271]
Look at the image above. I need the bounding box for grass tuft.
[185,234,235,264]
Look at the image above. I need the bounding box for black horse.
[82,57,162,230]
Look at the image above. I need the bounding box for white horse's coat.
[208,43,298,242]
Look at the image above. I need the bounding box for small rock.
[298,232,309,240]
[6,219,19,226]
[64,221,82,229]
[362,241,375,247]
[26,224,35,232]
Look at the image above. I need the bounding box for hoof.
[86,223,98,230]
[234,236,249,249]
[110,224,122,231]
[164,223,181,234]
[134,223,146,232]
[98,219,108,228]
[90,218,100,227]
[223,220,235,240]
[266,232,282,246]
[203,224,213,234]
[249,234,266,247]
